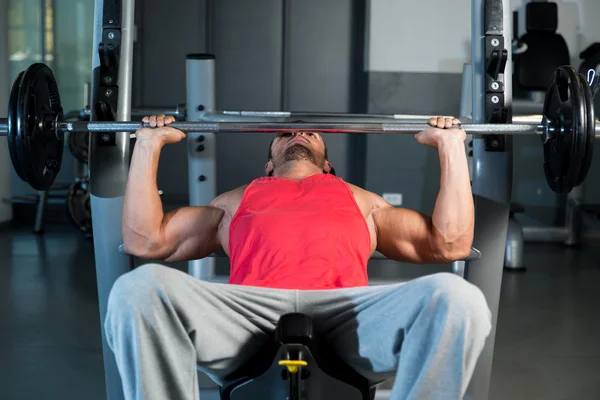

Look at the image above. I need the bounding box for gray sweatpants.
[104,264,492,400]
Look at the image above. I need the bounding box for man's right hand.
[136,114,186,145]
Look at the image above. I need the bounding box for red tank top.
[228,174,371,290]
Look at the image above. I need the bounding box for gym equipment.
[504,203,525,270]
[221,313,378,400]
[66,106,185,165]
[542,66,595,193]
[66,177,92,234]
[0,64,598,194]
[72,104,187,121]
[579,43,600,77]
[68,131,89,164]
[83,0,515,399]
[514,2,570,91]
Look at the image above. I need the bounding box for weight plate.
[7,71,26,182]
[575,71,595,187]
[542,66,587,194]
[68,131,89,164]
[16,63,64,191]
[67,178,92,234]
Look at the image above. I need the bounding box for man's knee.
[418,272,492,330]
[105,264,172,332]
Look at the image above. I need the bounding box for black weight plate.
[16,63,64,191]
[575,71,595,187]
[68,131,89,164]
[67,178,92,234]
[542,66,587,194]
[7,71,26,182]
[568,71,589,190]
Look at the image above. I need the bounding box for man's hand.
[136,114,186,145]
[415,116,465,148]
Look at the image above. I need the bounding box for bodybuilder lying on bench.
[104,115,491,400]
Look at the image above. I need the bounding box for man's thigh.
[106,264,297,383]
[296,281,408,381]
[296,272,488,382]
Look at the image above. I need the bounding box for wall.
[135,0,362,199]
[368,0,472,74]
[368,0,587,73]
[366,0,600,231]
[133,0,209,198]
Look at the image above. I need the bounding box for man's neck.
[273,161,323,181]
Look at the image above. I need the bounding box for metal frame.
[522,185,583,245]
[186,54,217,281]
[464,0,512,398]
[89,1,135,399]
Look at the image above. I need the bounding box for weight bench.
[117,244,481,399]
[219,247,482,400]
[220,312,378,400]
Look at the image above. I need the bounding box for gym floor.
[0,219,599,400]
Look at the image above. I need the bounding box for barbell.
[0,63,596,194]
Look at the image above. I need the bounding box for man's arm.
[122,120,224,261]
[372,119,474,263]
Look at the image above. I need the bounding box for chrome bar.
[217,110,454,120]
[75,104,187,120]
[215,112,598,125]
[3,117,598,137]
[202,113,439,124]
[60,121,545,135]
[133,104,187,119]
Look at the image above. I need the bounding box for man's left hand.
[415,117,465,148]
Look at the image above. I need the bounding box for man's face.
[266,132,330,175]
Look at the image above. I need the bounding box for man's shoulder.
[345,182,391,208]
[209,184,249,210]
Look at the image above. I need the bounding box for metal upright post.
[465,0,512,399]
[186,54,217,281]
[564,185,582,246]
[89,0,135,399]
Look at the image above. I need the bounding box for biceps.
[161,206,223,260]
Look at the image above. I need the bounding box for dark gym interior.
[1,0,600,399]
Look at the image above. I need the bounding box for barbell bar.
[0,120,561,136]
[1,62,597,194]
[1,119,598,138]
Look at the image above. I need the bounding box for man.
[105,115,491,400]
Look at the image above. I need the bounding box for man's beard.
[283,144,320,166]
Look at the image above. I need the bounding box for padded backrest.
[515,33,570,91]
[526,2,558,33]
[515,1,570,91]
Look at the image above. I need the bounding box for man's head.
[265,130,334,176]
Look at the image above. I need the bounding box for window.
[8,0,94,112]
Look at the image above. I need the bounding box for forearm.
[122,138,165,251]
[431,138,474,253]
